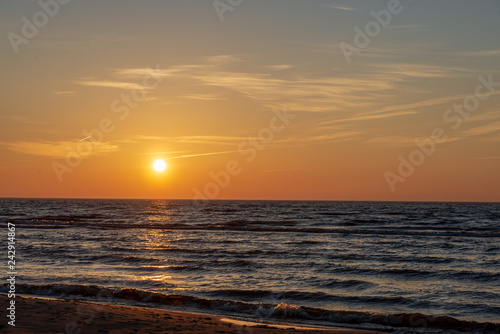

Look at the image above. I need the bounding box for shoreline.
[1,295,385,333]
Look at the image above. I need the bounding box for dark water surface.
[1,199,499,332]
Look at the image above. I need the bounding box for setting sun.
[153,159,167,172]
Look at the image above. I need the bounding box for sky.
[0,0,499,201]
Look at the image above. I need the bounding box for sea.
[1,199,499,333]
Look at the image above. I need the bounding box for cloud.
[176,136,249,143]
[133,135,250,147]
[268,65,293,71]
[366,135,460,146]
[378,63,473,78]
[358,90,500,119]
[169,150,239,160]
[111,59,455,132]
[109,58,401,113]
[203,55,242,64]
[1,115,44,125]
[73,66,168,90]
[322,111,418,126]
[322,3,356,11]
[86,57,495,129]
[114,66,172,78]
[140,57,490,126]
[320,88,500,127]
[73,80,146,90]
[180,94,226,101]
[53,91,79,96]
[130,132,361,159]
[366,136,419,146]
[309,40,442,58]
[189,71,397,112]
[460,49,500,57]
[134,135,248,143]
[141,151,185,156]
[1,140,120,159]
[468,111,500,122]
[133,135,169,141]
[365,135,461,147]
[161,58,479,119]
[474,156,500,160]
[463,121,500,137]
[259,168,311,173]
[386,24,431,32]
[278,131,360,144]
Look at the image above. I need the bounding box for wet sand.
[1,294,385,333]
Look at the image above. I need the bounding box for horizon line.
[1,196,499,204]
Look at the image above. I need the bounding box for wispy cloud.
[378,63,472,78]
[322,111,418,126]
[366,135,460,146]
[141,151,185,156]
[73,80,146,90]
[189,71,396,112]
[203,55,242,64]
[169,150,239,160]
[387,24,431,32]
[131,132,361,157]
[278,131,360,144]
[1,140,119,159]
[110,59,398,113]
[180,94,226,101]
[474,156,500,160]
[1,115,44,125]
[366,136,419,146]
[460,49,500,57]
[358,90,500,119]
[84,57,492,129]
[463,121,500,137]
[309,41,442,58]
[53,90,78,96]
[260,168,311,173]
[134,135,248,144]
[322,3,356,11]
[114,67,172,78]
[469,110,500,122]
[268,65,293,71]
[166,59,477,118]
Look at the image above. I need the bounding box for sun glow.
[153,159,167,172]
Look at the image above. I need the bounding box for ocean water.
[1,199,500,332]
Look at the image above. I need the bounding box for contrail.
[169,150,239,159]
[78,136,92,142]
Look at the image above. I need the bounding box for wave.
[315,212,352,216]
[6,218,500,238]
[2,283,499,332]
[320,279,377,290]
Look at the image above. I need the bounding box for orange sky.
[1,1,499,202]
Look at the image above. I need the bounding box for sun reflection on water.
[139,274,172,282]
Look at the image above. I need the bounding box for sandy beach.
[1,295,385,334]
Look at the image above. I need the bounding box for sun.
[153,159,167,172]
